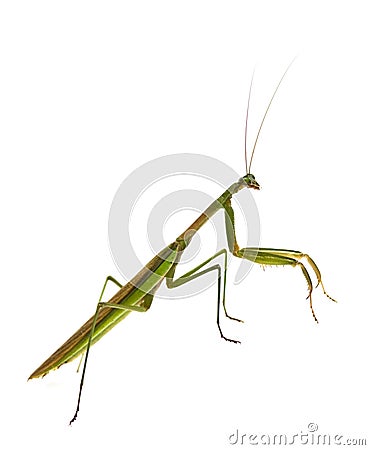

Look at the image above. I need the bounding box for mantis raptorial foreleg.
[223,198,337,323]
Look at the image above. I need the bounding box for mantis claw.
[307,293,319,324]
[221,333,241,344]
[225,313,244,323]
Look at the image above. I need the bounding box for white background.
[1,1,369,449]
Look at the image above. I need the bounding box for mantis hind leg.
[70,275,154,425]
[166,248,242,344]
[75,275,123,373]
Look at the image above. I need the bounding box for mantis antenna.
[247,58,296,174]
[244,69,255,174]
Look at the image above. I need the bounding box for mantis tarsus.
[29,63,337,424]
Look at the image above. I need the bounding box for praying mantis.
[29,62,337,424]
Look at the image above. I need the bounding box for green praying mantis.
[29,63,337,424]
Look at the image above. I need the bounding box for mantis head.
[242,173,260,190]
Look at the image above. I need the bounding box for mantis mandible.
[29,62,337,424]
